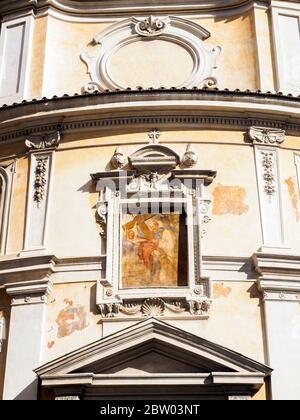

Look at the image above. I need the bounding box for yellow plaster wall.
[46,129,262,258]
[42,18,108,98]
[207,281,265,363]
[28,16,48,99]
[6,157,28,255]
[39,11,260,98]
[195,11,258,90]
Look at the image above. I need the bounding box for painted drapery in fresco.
[122,213,186,287]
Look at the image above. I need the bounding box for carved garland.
[33,157,48,207]
[261,152,276,196]
[99,298,211,318]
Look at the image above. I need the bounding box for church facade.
[0,0,300,400]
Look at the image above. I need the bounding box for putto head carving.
[134,16,168,37]
[110,147,127,169]
[181,144,198,168]
[248,127,285,146]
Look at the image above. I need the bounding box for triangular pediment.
[36,318,271,378]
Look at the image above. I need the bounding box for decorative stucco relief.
[261,151,276,196]
[92,135,216,320]
[25,131,61,150]
[249,126,285,247]
[33,157,48,208]
[248,127,285,146]
[81,16,221,92]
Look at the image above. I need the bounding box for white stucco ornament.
[81,16,221,92]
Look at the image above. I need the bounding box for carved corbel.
[25,131,61,150]
[96,202,108,237]
[248,127,285,146]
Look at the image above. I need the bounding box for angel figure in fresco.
[122,214,177,283]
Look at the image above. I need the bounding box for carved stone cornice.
[0,254,56,285]
[252,252,300,302]
[25,131,61,151]
[5,278,53,305]
[0,254,103,285]
[1,90,300,145]
[248,126,286,146]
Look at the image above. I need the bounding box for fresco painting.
[122,213,182,287]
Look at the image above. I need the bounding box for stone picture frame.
[91,143,216,320]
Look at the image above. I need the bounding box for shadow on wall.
[14,379,38,401]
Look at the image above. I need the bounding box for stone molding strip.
[1,90,300,144]
[0,0,257,17]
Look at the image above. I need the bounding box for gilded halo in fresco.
[122,213,186,287]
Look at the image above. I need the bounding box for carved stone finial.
[135,16,168,37]
[248,127,285,146]
[181,144,198,168]
[25,131,61,150]
[110,147,127,169]
[148,129,161,144]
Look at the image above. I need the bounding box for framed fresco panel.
[121,211,187,288]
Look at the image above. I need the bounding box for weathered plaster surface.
[44,282,101,362]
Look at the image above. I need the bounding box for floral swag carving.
[99,297,211,318]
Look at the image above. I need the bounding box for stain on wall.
[213,283,232,299]
[47,341,55,349]
[285,177,300,222]
[212,185,249,216]
[56,299,88,338]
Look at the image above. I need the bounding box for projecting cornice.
[0,90,300,145]
[0,0,266,17]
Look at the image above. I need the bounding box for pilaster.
[252,251,300,400]
[249,126,287,249]
[2,257,54,400]
[20,132,60,257]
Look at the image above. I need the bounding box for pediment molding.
[36,319,271,398]
[36,319,271,376]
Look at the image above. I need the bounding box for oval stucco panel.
[108,39,194,89]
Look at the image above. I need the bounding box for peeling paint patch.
[47,341,55,349]
[56,300,88,338]
[212,185,249,216]
[285,177,300,222]
[213,283,232,299]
